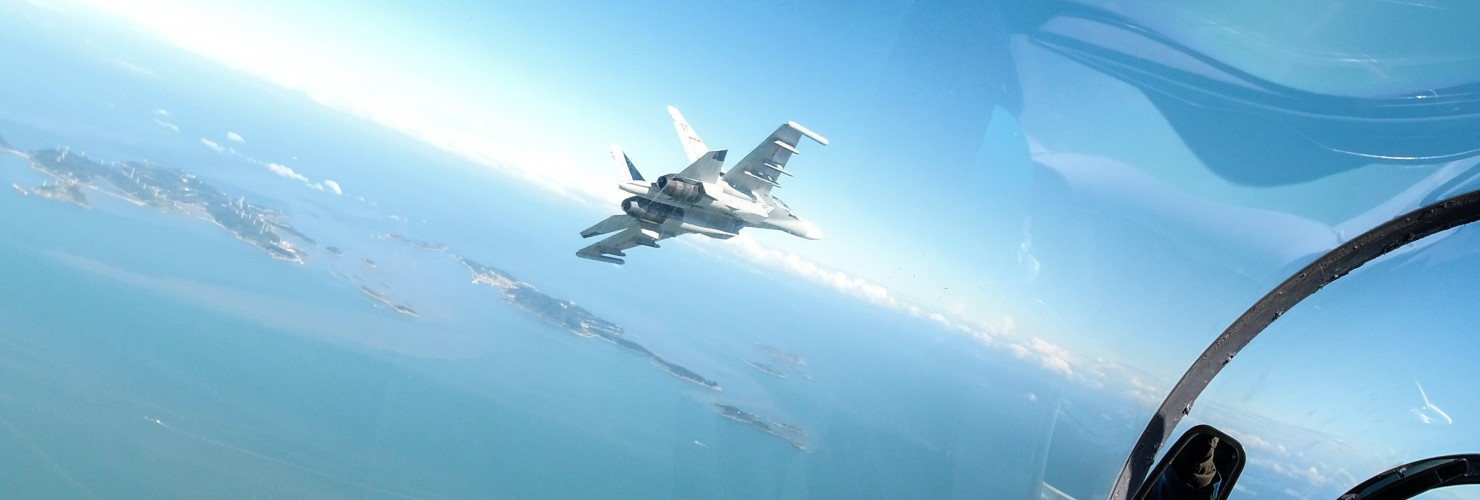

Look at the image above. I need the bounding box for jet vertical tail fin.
[668,106,709,164]
[676,150,728,184]
[611,145,644,181]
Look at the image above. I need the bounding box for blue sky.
[26,1,1480,493]
[31,0,1469,361]
[41,0,1466,375]
[52,0,1039,337]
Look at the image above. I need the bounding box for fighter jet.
[576,106,828,264]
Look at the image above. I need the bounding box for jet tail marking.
[611,145,643,181]
[668,105,709,164]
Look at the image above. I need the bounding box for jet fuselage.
[618,178,823,240]
[576,106,826,264]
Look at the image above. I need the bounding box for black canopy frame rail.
[1111,190,1480,499]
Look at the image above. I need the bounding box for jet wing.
[576,216,666,265]
[721,121,828,197]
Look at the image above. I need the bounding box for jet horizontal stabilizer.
[576,249,624,264]
[581,215,634,238]
[639,228,662,246]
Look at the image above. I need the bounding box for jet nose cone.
[801,224,824,240]
[771,217,824,240]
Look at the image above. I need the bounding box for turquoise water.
[7,1,1478,498]
[0,8,1156,499]
[0,173,1081,498]
[0,58,1123,493]
[0,92,1075,498]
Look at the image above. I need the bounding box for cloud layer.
[265,162,308,183]
[707,233,1156,403]
[196,130,343,196]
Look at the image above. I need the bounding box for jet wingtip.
[787,121,829,146]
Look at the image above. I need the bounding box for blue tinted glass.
[0,1,1477,498]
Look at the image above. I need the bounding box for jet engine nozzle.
[622,196,683,225]
[656,174,706,204]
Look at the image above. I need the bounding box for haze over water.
[0,7,1133,498]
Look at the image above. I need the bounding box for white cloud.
[67,0,1178,407]
[154,108,170,117]
[198,132,339,195]
[1125,376,1161,405]
[704,234,1140,388]
[265,162,309,183]
[1007,343,1029,359]
[698,234,1163,394]
[726,235,898,308]
[1027,337,1074,377]
[200,138,227,153]
[155,119,180,133]
[112,58,159,78]
[1253,458,1335,489]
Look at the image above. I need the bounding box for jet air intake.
[656,174,706,204]
[622,196,683,225]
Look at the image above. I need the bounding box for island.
[744,359,790,379]
[30,180,89,206]
[714,404,810,452]
[358,285,420,317]
[376,232,448,252]
[452,251,723,391]
[3,140,308,264]
[383,234,822,451]
[4,132,813,453]
[755,344,812,380]
[758,344,806,367]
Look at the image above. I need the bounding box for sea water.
[0,12,1133,500]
